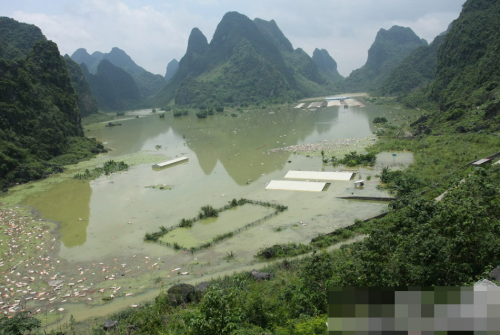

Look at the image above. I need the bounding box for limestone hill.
[343,25,428,92]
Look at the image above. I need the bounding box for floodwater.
[17,102,414,324]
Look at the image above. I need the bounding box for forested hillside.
[0,39,102,190]
[0,17,46,60]
[344,26,427,92]
[154,12,335,107]
[430,0,500,110]
[375,35,446,96]
[395,0,500,133]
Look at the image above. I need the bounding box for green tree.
[186,285,242,334]
[0,312,41,335]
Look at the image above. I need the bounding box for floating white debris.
[265,180,327,192]
[285,171,354,181]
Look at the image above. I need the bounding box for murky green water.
[23,103,411,259]
[18,102,415,324]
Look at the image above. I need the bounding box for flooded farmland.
[0,100,416,326]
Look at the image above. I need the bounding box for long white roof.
[153,156,188,168]
[284,170,353,181]
[265,180,327,192]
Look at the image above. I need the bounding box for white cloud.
[9,0,465,76]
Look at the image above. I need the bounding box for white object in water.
[153,157,188,169]
[285,170,353,181]
[265,180,327,192]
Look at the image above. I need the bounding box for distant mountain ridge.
[71,47,165,99]
[312,48,343,83]
[344,25,428,92]
[164,59,179,81]
[153,11,338,107]
[82,59,143,111]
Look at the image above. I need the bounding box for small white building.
[354,180,364,187]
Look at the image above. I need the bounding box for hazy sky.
[3,0,466,77]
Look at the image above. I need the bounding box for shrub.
[373,116,388,123]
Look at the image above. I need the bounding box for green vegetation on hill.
[0,16,46,60]
[174,37,298,106]
[253,18,294,52]
[376,35,446,96]
[282,48,326,86]
[344,26,428,92]
[154,12,336,107]
[429,0,500,111]
[391,0,500,134]
[133,71,167,98]
[64,55,99,117]
[253,18,334,95]
[0,39,103,190]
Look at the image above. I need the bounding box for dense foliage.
[343,26,427,92]
[0,39,102,189]
[330,166,500,287]
[429,0,500,111]
[376,35,445,96]
[324,151,376,167]
[393,0,500,133]
[0,311,41,335]
[0,17,46,61]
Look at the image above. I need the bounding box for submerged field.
[0,100,419,328]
